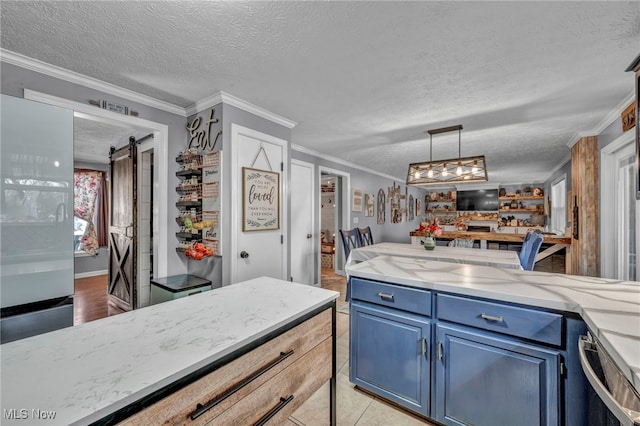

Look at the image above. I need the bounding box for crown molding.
[186,91,297,129]
[2,49,298,127]
[541,153,572,184]
[566,89,635,148]
[1,49,186,116]
[291,144,406,183]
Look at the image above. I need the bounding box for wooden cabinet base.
[120,308,334,425]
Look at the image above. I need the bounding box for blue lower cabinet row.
[348,278,590,426]
[350,301,431,416]
[435,324,559,426]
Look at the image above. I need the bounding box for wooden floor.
[73,275,124,325]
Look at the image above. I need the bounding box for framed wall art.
[377,188,386,224]
[242,167,279,231]
[352,188,363,212]
[364,193,375,217]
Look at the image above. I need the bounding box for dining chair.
[518,231,535,268]
[358,226,374,246]
[522,233,544,271]
[448,238,474,248]
[339,228,361,260]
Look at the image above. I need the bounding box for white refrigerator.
[0,94,75,343]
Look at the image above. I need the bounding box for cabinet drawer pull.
[421,337,427,356]
[190,350,294,421]
[481,313,504,322]
[377,292,394,301]
[438,341,444,361]
[253,395,294,426]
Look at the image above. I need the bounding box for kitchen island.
[346,255,640,426]
[1,277,339,425]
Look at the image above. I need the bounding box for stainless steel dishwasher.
[579,333,640,426]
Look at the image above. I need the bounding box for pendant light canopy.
[406,124,487,186]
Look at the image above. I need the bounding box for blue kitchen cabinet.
[350,301,431,417]
[434,323,560,426]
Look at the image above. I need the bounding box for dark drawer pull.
[190,350,294,421]
[377,292,394,301]
[253,395,294,426]
[481,313,504,323]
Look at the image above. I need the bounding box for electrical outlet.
[353,217,359,224]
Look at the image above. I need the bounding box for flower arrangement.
[418,218,443,238]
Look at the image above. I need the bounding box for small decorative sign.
[243,167,280,231]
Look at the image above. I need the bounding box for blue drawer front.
[350,278,431,317]
[436,293,562,346]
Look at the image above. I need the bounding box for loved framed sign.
[242,167,280,231]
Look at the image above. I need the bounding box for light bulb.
[414,169,420,179]
[456,162,462,176]
[442,164,448,177]
[472,160,478,174]
[427,168,434,178]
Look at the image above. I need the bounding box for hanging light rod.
[427,124,463,135]
[406,124,488,186]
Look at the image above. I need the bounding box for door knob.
[306,234,312,239]
[240,251,249,259]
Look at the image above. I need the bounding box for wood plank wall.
[569,136,599,277]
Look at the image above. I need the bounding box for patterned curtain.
[74,170,102,255]
[97,172,108,247]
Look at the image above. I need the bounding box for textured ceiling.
[73,116,147,164]
[2,1,639,185]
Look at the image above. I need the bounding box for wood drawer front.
[120,308,332,425]
[351,278,431,317]
[206,337,332,425]
[436,294,562,346]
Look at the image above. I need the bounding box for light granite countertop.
[0,277,339,425]
[346,255,640,392]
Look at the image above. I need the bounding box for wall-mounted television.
[456,189,499,211]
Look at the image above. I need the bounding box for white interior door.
[614,143,637,281]
[231,124,287,284]
[291,160,315,285]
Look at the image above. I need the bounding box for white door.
[614,143,638,281]
[231,124,288,284]
[291,160,315,285]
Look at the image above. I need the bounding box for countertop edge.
[81,296,338,425]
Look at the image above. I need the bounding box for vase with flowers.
[418,218,442,250]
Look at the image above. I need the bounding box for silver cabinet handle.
[481,313,504,322]
[421,337,427,355]
[377,292,394,301]
[438,341,444,360]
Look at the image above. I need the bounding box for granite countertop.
[346,255,640,392]
[0,278,339,425]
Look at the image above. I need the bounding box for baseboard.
[74,270,108,279]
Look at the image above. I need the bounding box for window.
[550,177,566,235]
[74,170,107,254]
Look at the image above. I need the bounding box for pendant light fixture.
[406,124,487,186]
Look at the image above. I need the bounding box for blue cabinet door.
[435,324,560,426]
[350,301,431,416]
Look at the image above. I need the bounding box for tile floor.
[287,269,435,426]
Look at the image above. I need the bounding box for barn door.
[108,139,137,311]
